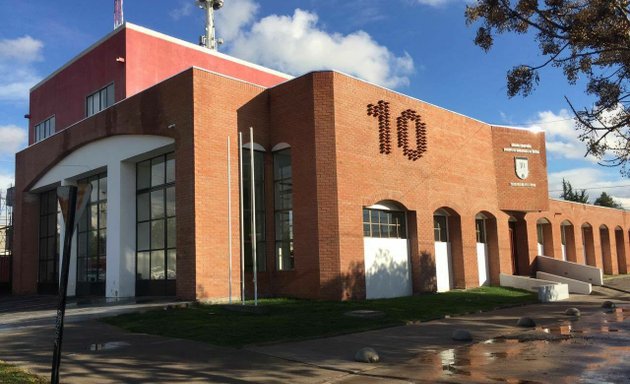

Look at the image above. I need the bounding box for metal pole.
[238,133,245,305]
[250,127,258,306]
[227,136,232,304]
[51,186,77,384]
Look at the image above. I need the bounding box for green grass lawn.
[104,286,536,347]
[0,361,47,384]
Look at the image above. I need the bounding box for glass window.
[136,152,176,281]
[86,83,115,117]
[34,116,55,142]
[38,189,59,286]
[537,224,544,244]
[362,208,406,239]
[243,149,266,272]
[274,148,293,271]
[434,215,448,242]
[476,219,486,244]
[76,172,107,284]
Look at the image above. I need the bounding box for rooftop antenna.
[114,0,124,29]
[196,0,224,50]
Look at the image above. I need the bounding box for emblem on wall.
[515,157,529,180]
[367,100,427,161]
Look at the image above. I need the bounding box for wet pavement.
[0,277,629,383]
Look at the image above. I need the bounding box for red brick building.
[11,23,630,300]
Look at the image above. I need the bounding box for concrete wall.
[536,271,592,294]
[536,255,603,286]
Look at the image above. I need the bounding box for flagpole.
[238,132,245,305]
[227,136,232,304]
[250,127,258,306]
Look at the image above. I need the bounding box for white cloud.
[0,173,14,192]
[0,36,43,63]
[0,36,43,101]
[0,172,15,217]
[548,167,630,208]
[170,1,194,21]
[414,0,471,6]
[0,125,27,156]
[216,0,260,41]
[224,6,414,88]
[526,109,596,161]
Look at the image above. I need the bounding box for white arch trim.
[32,135,175,191]
[30,134,175,299]
[272,142,290,151]
[242,142,266,152]
[368,200,406,211]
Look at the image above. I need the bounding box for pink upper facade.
[27,23,292,145]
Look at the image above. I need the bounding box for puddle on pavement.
[89,341,130,351]
[404,305,630,383]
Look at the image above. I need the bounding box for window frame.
[433,214,449,243]
[34,115,56,142]
[136,152,176,282]
[76,172,108,285]
[86,83,115,117]
[273,148,293,271]
[362,208,407,239]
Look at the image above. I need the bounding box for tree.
[594,191,622,208]
[465,1,630,175]
[560,178,589,203]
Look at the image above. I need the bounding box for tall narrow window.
[76,172,107,296]
[536,224,544,244]
[38,189,59,293]
[274,148,293,271]
[136,153,176,292]
[86,83,115,117]
[434,215,448,242]
[243,149,266,271]
[34,116,55,142]
[475,218,486,243]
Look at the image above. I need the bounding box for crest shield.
[515,157,529,180]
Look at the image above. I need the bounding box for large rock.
[452,329,473,341]
[355,347,380,363]
[516,316,536,327]
[565,307,581,317]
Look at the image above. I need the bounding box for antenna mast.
[114,0,124,29]
[197,0,224,50]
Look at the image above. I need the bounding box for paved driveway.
[1,278,629,383]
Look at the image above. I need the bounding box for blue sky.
[0,0,628,207]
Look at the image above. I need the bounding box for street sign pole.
[51,184,91,384]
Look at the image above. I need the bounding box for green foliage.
[0,361,47,384]
[593,191,622,208]
[466,0,630,175]
[560,178,589,203]
[104,287,537,347]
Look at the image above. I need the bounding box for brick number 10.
[367,100,428,161]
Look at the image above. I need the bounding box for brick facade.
[12,25,630,301]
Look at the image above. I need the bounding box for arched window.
[274,146,293,271]
[362,202,407,239]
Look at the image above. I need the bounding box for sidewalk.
[0,277,628,383]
